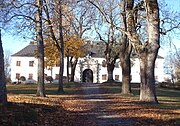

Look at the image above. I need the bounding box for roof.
[11,42,164,59]
[12,44,37,57]
[84,41,106,58]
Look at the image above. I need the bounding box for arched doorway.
[82,69,93,83]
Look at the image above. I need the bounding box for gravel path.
[66,83,136,126]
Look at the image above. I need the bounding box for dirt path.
[80,83,135,125]
[61,83,178,126]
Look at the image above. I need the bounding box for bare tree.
[0,0,46,97]
[119,0,132,95]
[57,0,65,93]
[164,48,180,83]
[43,0,65,93]
[0,0,37,38]
[88,0,121,82]
[124,0,160,103]
[88,0,160,103]
[174,49,180,81]
[87,0,132,94]
[0,29,7,105]
[4,50,12,83]
[36,0,46,97]
[64,0,95,82]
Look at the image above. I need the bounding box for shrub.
[20,76,26,81]
[160,82,180,90]
[46,76,53,83]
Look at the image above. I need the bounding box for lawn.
[0,83,180,126]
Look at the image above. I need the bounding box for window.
[102,60,106,67]
[102,74,107,80]
[29,61,34,67]
[29,74,33,79]
[16,61,21,66]
[115,75,119,80]
[16,73,20,79]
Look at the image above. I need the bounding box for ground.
[0,82,180,126]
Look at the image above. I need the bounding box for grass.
[7,83,180,107]
[7,83,77,95]
[2,82,180,125]
[98,83,180,109]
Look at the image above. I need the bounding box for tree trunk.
[119,0,132,95]
[36,0,45,97]
[139,52,158,103]
[58,54,64,93]
[58,0,64,93]
[120,41,132,95]
[121,54,132,95]
[107,63,115,82]
[139,0,160,103]
[70,57,78,82]
[0,30,7,105]
[125,0,160,103]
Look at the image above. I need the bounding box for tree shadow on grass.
[1,101,179,126]
[5,83,180,126]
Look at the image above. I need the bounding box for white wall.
[155,58,164,82]
[11,56,164,83]
[11,56,38,82]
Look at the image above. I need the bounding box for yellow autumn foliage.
[64,35,85,58]
[44,35,85,69]
[43,2,84,69]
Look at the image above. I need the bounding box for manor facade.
[11,43,165,83]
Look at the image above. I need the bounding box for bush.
[46,76,53,83]
[176,79,180,84]
[20,76,26,81]
[160,82,180,90]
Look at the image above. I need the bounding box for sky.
[1,0,180,57]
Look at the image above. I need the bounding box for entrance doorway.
[82,69,93,83]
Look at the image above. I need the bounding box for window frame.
[29,61,34,67]
[16,61,21,66]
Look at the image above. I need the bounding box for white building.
[11,43,165,83]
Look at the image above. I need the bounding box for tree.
[44,40,59,73]
[88,0,160,102]
[94,0,120,82]
[87,0,132,94]
[64,36,85,82]
[0,0,37,38]
[4,50,12,83]
[64,0,94,82]
[124,0,160,103]
[0,0,46,97]
[164,49,180,83]
[119,0,132,95]
[0,29,7,105]
[43,0,66,93]
[174,49,180,81]
[36,0,46,97]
